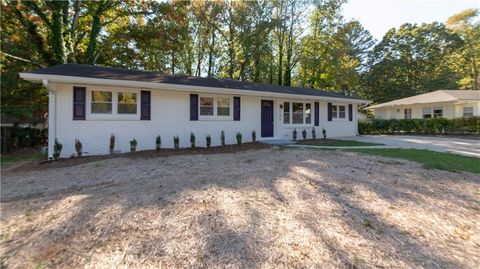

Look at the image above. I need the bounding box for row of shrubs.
[53,130,258,160]
[358,117,480,135]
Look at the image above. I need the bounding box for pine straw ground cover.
[1,148,479,268]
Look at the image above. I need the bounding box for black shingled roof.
[28,64,362,100]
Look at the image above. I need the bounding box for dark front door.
[261,100,274,137]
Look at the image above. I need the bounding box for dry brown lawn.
[1,148,479,268]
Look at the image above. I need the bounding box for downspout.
[43,79,56,159]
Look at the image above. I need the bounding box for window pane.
[217,98,230,107]
[118,103,137,114]
[292,103,303,124]
[433,107,443,118]
[92,91,112,102]
[404,108,412,119]
[283,102,290,124]
[332,105,338,118]
[200,97,213,106]
[92,103,112,114]
[217,107,230,116]
[339,105,346,118]
[200,97,214,116]
[305,103,311,124]
[200,107,213,116]
[217,98,230,116]
[463,107,474,117]
[118,92,137,103]
[422,107,432,118]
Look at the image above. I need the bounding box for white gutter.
[42,79,56,159]
[20,73,370,104]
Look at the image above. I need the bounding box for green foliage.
[236,132,242,145]
[359,117,480,135]
[75,139,82,156]
[53,139,62,160]
[292,129,297,140]
[190,132,196,148]
[252,130,256,143]
[302,129,307,140]
[130,138,137,152]
[174,136,180,150]
[312,128,316,140]
[206,135,211,148]
[220,130,226,146]
[156,135,161,152]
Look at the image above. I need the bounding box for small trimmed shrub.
[252,130,256,143]
[109,134,115,154]
[302,129,307,140]
[220,130,226,146]
[174,135,180,150]
[53,139,62,160]
[236,132,242,145]
[130,138,137,152]
[322,128,327,139]
[206,135,211,148]
[292,129,297,140]
[312,128,316,140]
[190,132,196,148]
[75,139,83,156]
[156,135,161,152]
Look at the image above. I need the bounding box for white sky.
[342,0,480,41]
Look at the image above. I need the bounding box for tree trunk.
[207,29,215,77]
[85,1,106,64]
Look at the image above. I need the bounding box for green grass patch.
[297,139,383,147]
[1,152,45,167]
[347,148,480,174]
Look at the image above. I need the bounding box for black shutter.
[73,86,86,120]
[327,102,332,121]
[348,104,353,121]
[314,102,319,126]
[190,94,199,121]
[233,96,241,121]
[140,90,151,120]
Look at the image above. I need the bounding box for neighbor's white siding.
[50,83,359,156]
[371,101,480,119]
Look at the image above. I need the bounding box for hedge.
[359,117,480,135]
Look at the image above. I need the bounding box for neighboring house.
[368,90,480,120]
[20,64,368,157]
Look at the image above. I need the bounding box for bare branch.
[0,51,46,68]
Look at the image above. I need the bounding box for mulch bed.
[11,143,270,172]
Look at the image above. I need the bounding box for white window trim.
[422,107,432,119]
[198,94,233,121]
[331,103,348,121]
[404,108,412,119]
[86,88,141,120]
[282,100,313,126]
[432,106,443,118]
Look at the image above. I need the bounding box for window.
[283,101,312,125]
[433,107,443,118]
[292,103,304,124]
[338,105,346,119]
[91,91,112,114]
[404,108,412,119]
[463,107,474,118]
[200,97,214,116]
[332,105,338,118]
[117,92,137,114]
[283,102,290,124]
[217,98,230,116]
[422,108,432,119]
[305,103,312,124]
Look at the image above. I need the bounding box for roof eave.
[20,72,370,104]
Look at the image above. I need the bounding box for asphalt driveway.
[338,135,480,157]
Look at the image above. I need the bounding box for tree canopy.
[1,1,478,123]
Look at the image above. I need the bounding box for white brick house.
[20,64,368,158]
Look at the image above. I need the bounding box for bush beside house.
[359,117,480,135]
